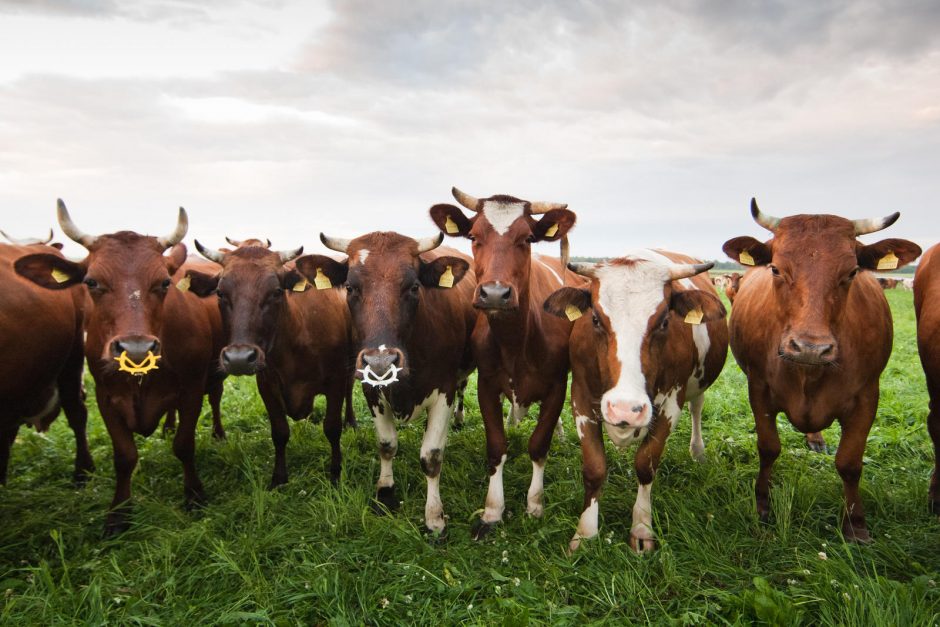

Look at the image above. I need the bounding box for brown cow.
[724,272,742,304]
[297,232,475,536]
[184,239,355,487]
[722,199,921,541]
[0,233,94,484]
[914,244,940,514]
[15,201,227,536]
[545,251,728,552]
[429,187,584,538]
[877,277,899,290]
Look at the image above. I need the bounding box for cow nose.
[221,344,261,375]
[362,350,401,377]
[782,335,837,364]
[605,400,650,427]
[111,336,160,363]
[477,282,513,309]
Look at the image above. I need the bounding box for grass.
[1,289,938,625]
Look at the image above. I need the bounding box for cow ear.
[294,254,349,289]
[857,238,922,271]
[429,204,473,239]
[722,236,771,267]
[182,270,219,297]
[165,243,187,275]
[278,269,304,291]
[543,287,592,320]
[50,243,64,250]
[531,209,576,242]
[14,253,86,289]
[669,289,726,324]
[419,256,470,288]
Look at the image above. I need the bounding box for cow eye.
[661,315,670,331]
[410,282,420,294]
[83,278,98,289]
[847,267,860,281]
[592,313,600,328]
[345,283,358,295]
[161,278,172,290]
[769,265,781,277]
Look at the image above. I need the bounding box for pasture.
[1,289,938,625]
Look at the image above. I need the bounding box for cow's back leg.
[930,399,940,515]
[630,415,673,553]
[173,388,207,508]
[472,375,509,539]
[207,373,225,440]
[688,394,705,461]
[0,423,19,485]
[835,389,877,542]
[452,378,467,430]
[372,401,399,513]
[525,380,567,518]
[420,390,452,535]
[323,383,344,485]
[58,347,94,484]
[101,409,138,536]
[162,409,177,436]
[749,382,780,524]
[568,410,606,553]
[805,431,827,453]
[343,374,357,430]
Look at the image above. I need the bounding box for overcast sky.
[1,0,938,260]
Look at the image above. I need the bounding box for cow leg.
[102,412,138,536]
[525,381,566,518]
[805,431,827,453]
[630,415,672,553]
[929,401,940,515]
[372,401,399,513]
[688,394,706,462]
[420,391,451,535]
[257,377,291,489]
[162,409,177,436]
[569,415,606,553]
[173,391,206,509]
[509,401,526,428]
[59,343,94,484]
[343,372,357,430]
[207,374,225,440]
[836,392,876,543]
[750,384,780,524]
[0,423,19,485]
[323,387,343,485]
[473,376,508,539]
[452,378,467,430]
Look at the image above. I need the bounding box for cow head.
[14,200,189,374]
[430,187,575,313]
[544,256,724,429]
[297,231,469,387]
[184,240,304,375]
[722,198,921,365]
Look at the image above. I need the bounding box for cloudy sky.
[1,0,938,260]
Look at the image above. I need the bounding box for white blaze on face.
[356,248,369,265]
[482,200,525,235]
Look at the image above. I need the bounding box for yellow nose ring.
[114,351,161,376]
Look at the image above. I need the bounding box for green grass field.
[2,290,938,625]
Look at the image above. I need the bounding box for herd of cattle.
[1,189,938,553]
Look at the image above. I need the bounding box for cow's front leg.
[101,408,138,537]
[836,389,877,543]
[569,407,606,553]
[630,413,672,553]
[174,389,206,509]
[420,390,452,535]
[372,400,399,513]
[472,375,508,539]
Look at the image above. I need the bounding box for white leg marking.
[631,482,655,552]
[482,454,508,523]
[509,400,526,427]
[420,390,451,532]
[688,394,705,461]
[575,414,591,441]
[373,402,398,490]
[569,497,599,553]
[554,416,566,441]
[526,458,546,517]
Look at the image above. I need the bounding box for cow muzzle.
[474,282,518,311]
[780,333,838,365]
[357,346,406,387]
[110,335,162,375]
[220,343,265,375]
[603,399,651,428]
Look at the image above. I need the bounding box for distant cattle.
[914,244,940,515]
[15,202,227,536]
[878,277,899,290]
[722,199,920,541]
[298,231,475,536]
[185,238,355,487]
[901,277,915,290]
[723,272,743,304]
[429,187,585,538]
[0,233,93,485]
[545,251,728,552]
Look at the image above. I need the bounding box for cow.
[0,232,94,485]
[878,277,899,290]
[722,198,921,541]
[296,231,475,536]
[724,272,743,304]
[14,201,227,536]
[428,187,584,539]
[182,238,355,487]
[544,251,728,552]
[914,244,940,515]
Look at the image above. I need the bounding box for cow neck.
[486,283,536,368]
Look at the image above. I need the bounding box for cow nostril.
[388,352,400,365]
[788,339,802,353]
[819,344,834,356]
[500,287,511,301]
[245,349,257,363]
[631,405,644,413]
[478,286,488,299]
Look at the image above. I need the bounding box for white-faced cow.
[544,252,728,552]
[914,243,940,515]
[429,187,585,539]
[295,232,475,536]
[723,199,921,541]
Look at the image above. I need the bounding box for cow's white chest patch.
[482,200,525,235]
[653,385,682,428]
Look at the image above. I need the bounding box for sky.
[0,0,938,261]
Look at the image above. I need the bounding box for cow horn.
[277,246,303,263]
[57,199,98,248]
[194,239,225,264]
[750,198,781,232]
[320,233,352,253]
[852,212,900,236]
[669,262,714,281]
[451,187,481,212]
[415,232,444,254]
[529,200,568,214]
[1,228,53,245]
[225,236,272,248]
[157,207,188,249]
[567,261,599,278]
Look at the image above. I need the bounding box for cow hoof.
[185,489,207,511]
[629,531,657,553]
[372,486,399,515]
[212,430,227,441]
[72,468,94,488]
[471,519,498,541]
[268,475,288,490]
[344,418,359,430]
[843,524,872,544]
[329,473,340,487]
[103,515,131,538]
[757,509,771,525]
[567,536,585,554]
[930,498,940,516]
[424,525,448,543]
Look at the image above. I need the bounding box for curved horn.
[224,236,242,247]
[194,239,225,264]
[750,197,780,232]
[668,262,714,281]
[277,246,303,263]
[451,187,481,212]
[529,200,568,215]
[852,212,900,236]
[57,199,97,248]
[415,232,444,254]
[1,228,53,245]
[320,233,352,253]
[566,261,599,278]
[157,207,188,249]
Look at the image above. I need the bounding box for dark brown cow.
[429,187,583,538]
[914,244,940,515]
[0,234,93,484]
[544,251,728,552]
[724,272,742,304]
[297,232,475,535]
[15,201,226,536]
[184,238,355,487]
[878,277,899,290]
[722,199,921,541]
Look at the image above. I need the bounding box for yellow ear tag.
[292,277,310,292]
[439,265,455,288]
[739,251,755,266]
[684,308,704,325]
[50,268,70,284]
[313,268,332,290]
[565,304,583,321]
[877,251,899,270]
[176,275,191,292]
[444,215,460,234]
[545,223,559,237]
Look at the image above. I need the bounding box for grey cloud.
[0,0,290,24]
